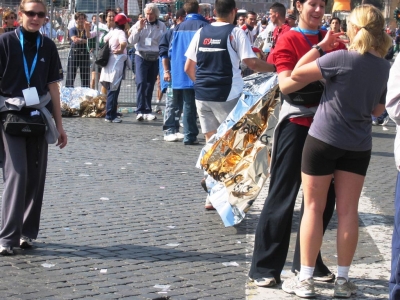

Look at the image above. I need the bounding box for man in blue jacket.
[159,0,209,144]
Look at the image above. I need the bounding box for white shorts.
[195,96,240,133]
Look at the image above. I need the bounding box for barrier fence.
[0,1,162,108]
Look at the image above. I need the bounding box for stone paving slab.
[0,113,395,299]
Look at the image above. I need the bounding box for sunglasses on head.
[23,11,46,18]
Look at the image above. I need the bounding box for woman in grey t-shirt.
[283,4,392,298]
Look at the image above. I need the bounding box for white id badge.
[22,87,40,106]
[145,37,152,46]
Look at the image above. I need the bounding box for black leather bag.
[285,81,325,106]
[1,108,46,137]
[95,41,110,67]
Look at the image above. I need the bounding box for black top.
[0,27,63,97]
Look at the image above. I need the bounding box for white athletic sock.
[299,265,314,281]
[337,265,350,281]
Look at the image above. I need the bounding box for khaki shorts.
[196,96,240,133]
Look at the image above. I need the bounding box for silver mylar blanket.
[196,72,279,227]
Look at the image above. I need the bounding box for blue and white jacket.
[159,13,208,89]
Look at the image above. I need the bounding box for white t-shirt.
[185,22,256,101]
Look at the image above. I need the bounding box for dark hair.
[329,17,341,25]
[261,18,267,25]
[74,12,87,20]
[184,0,199,14]
[116,23,125,30]
[175,8,186,19]
[270,2,286,17]
[292,0,328,17]
[106,9,117,17]
[247,11,256,17]
[215,0,236,19]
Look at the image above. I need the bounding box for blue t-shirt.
[309,50,390,151]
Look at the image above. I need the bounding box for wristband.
[312,44,325,57]
[165,70,170,73]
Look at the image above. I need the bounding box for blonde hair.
[3,9,17,20]
[347,4,392,57]
[19,0,47,15]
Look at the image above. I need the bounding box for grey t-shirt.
[309,50,390,151]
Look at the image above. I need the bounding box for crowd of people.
[0,1,400,300]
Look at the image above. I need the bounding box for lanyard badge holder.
[20,30,40,106]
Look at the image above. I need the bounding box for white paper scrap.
[100,269,107,273]
[84,162,92,165]
[154,284,170,289]
[100,197,109,201]
[78,174,90,177]
[383,126,389,131]
[166,243,180,247]
[42,263,55,268]
[167,226,175,229]
[222,262,239,267]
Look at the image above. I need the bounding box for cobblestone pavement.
[0,113,396,299]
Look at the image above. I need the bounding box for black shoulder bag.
[2,108,46,137]
[285,30,325,106]
[95,40,110,67]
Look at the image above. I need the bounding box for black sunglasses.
[23,11,46,18]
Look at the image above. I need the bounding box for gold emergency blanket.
[197,73,279,226]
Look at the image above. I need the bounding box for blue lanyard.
[19,30,40,87]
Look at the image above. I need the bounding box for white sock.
[337,265,350,281]
[299,265,314,281]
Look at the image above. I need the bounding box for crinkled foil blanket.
[197,73,279,227]
[60,87,106,118]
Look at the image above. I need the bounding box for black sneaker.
[0,246,14,255]
[20,236,33,249]
[184,138,199,145]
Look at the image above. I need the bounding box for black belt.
[72,49,88,54]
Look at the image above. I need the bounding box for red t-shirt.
[266,23,291,64]
[271,29,347,127]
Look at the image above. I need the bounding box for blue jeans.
[135,54,158,114]
[163,89,183,134]
[390,172,400,299]
[105,81,121,120]
[182,89,199,143]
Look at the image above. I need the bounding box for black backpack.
[95,41,110,67]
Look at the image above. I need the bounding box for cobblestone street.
[0,113,396,299]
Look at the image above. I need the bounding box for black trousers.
[66,50,90,88]
[249,119,335,282]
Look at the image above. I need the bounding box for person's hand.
[84,21,91,31]
[319,30,348,52]
[138,18,146,30]
[56,128,67,149]
[164,71,171,82]
[113,48,124,54]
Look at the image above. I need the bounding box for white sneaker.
[175,132,184,141]
[20,236,33,249]
[164,134,178,142]
[0,246,14,255]
[136,114,144,121]
[334,277,357,298]
[144,113,157,121]
[153,104,162,114]
[282,276,315,298]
